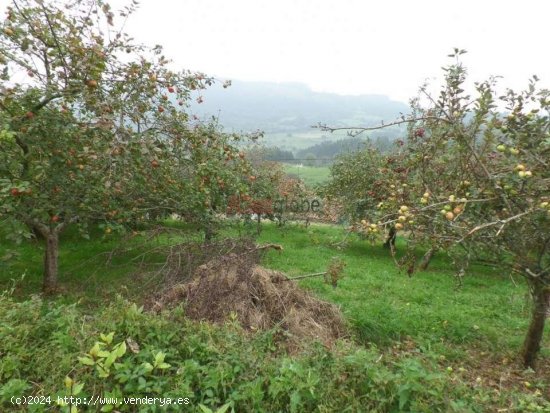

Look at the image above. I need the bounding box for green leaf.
[157,362,171,370]
[89,343,101,357]
[198,405,213,413]
[104,352,117,368]
[115,341,126,358]
[64,376,73,389]
[154,351,165,366]
[142,362,154,373]
[290,392,301,412]
[78,357,95,366]
[216,403,231,413]
[100,332,114,344]
[98,370,110,379]
[72,383,84,396]
[117,374,129,384]
[96,364,110,378]
[398,385,411,410]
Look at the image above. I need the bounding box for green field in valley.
[283,164,331,187]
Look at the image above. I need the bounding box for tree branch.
[456,210,534,244]
[284,272,326,281]
[313,115,452,136]
[40,2,69,81]
[31,93,63,113]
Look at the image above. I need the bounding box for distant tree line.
[247,135,400,167]
[295,135,398,163]
[262,147,296,162]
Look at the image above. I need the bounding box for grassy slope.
[0,224,203,305]
[282,164,331,187]
[257,224,542,356]
[1,221,548,357]
[1,221,549,410]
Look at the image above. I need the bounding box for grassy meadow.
[1,221,549,412]
[282,164,331,187]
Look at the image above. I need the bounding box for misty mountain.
[190,80,410,134]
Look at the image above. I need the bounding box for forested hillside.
[191,80,409,134]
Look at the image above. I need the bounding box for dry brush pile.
[148,239,347,348]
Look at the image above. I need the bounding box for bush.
[1,294,548,412]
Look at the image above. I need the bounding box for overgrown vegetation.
[1,223,549,411]
[0,286,548,412]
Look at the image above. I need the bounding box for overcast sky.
[116,0,548,102]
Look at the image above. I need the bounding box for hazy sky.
[116,0,549,102]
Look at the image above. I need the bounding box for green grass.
[2,293,516,413]
[2,220,546,360]
[283,164,331,187]
[0,221,548,357]
[0,224,203,306]
[256,224,544,357]
[1,221,549,411]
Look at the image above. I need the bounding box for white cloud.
[115,0,550,102]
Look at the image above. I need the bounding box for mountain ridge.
[190,79,410,134]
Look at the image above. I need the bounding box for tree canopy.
[324,50,550,367]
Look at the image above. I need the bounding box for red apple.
[414,128,425,138]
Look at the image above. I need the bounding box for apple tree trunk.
[29,222,63,294]
[383,226,397,249]
[43,231,60,293]
[521,278,550,369]
[256,214,262,235]
[419,247,437,271]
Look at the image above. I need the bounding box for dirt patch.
[150,252,347,348]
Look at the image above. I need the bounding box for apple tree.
[401,52,549,367]
[0,0,246,292]
[225,147,285,234]
[324,143,412,248]
[324,50,550,368]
